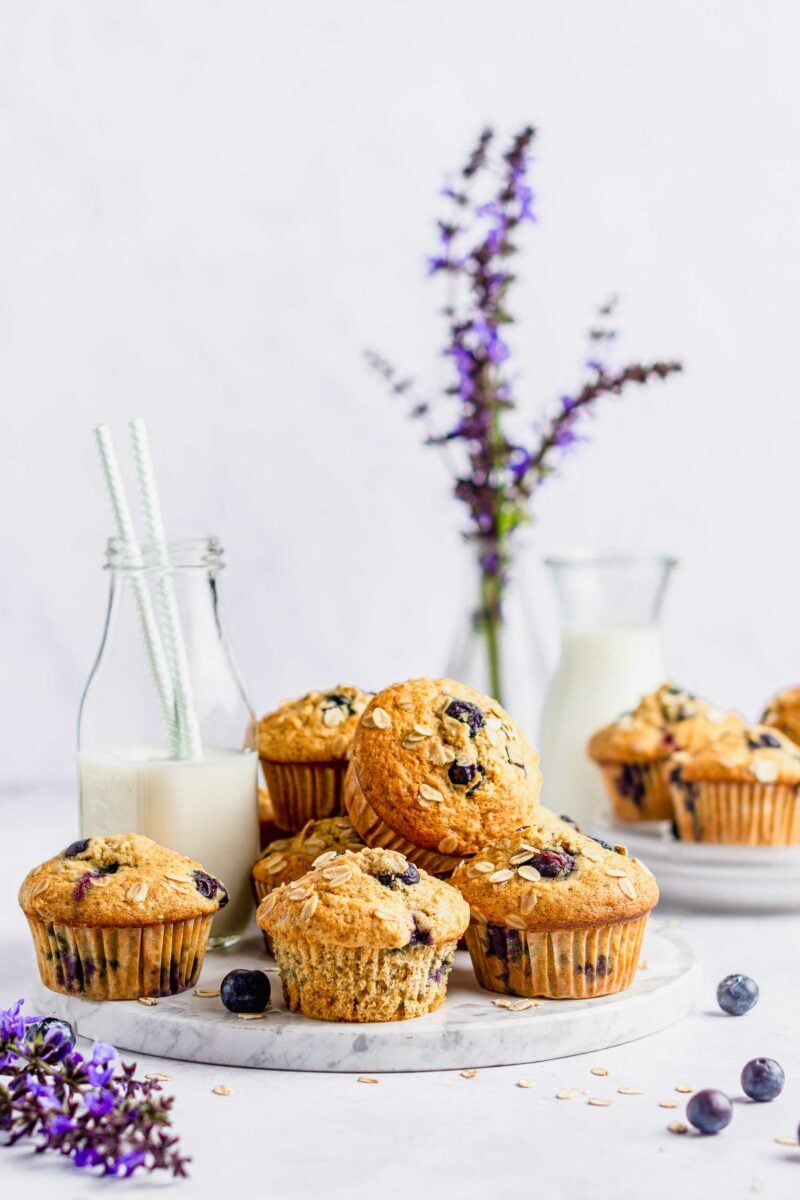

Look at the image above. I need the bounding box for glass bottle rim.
[544,549,677,571]
[105,535,223,571]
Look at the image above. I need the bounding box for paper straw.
[128,417,203,759]
[92,424,182,757]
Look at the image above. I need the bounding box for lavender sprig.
[367,125,682,702]
[0,1000,190,1178]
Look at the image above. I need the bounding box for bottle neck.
[105,536,223,575]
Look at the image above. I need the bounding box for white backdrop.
[2,0,799,786]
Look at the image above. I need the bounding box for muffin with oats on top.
[258,686,373,831]
[761,686,800,748]
[451,808,658,999]
[257,846,469,1022]
[345,677,541,875]
[19,834,227,1000]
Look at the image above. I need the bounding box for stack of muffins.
[587,680,800,846]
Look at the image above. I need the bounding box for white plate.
[29,928,697,1074]
[593,819,800,912]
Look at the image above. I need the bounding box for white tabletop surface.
[2,789,799,1200]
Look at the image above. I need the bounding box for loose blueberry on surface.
[448,762,478,786]
[64,839,89,858]
[529,849,576,879]
[445,699,485,737]
[717,973,759,1016]
[686,1089,733,1134]
[220,969,271,1014]
[29,1017,76,1049]
[741,1058,785,1102]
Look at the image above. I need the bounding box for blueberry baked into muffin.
[588,683,740,822]
[257,847,469,1021]
[761,686,800,749]
[258,686,373,831]
[450,809,659,999]
[668,723,800,844]
[345,677,541,875]
[19,834,228,1000]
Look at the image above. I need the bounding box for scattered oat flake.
[460,1069,478,1079]
[556,1089,581,1100]
[212,1085,232,1096]
[508,998,537,1011]
[237,1012,265,1021]
[145,1072,173,1081]
[774,1136,800,1147]
[591,1067,609,1077]
[638,959,652,970]
[659,1100,678,1109]
[516,1079,535,1089]
[675,1083,694,1093]
[668,1122,688,1135]
[618,1087,644,1095]
[587,1097,611,1107]
[138,997,158,1006]
[194,987,221,997]
[357,1076,379,1084]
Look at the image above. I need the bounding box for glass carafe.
[78,537,259,948]
[537,553,676,824]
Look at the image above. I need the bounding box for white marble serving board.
[29,927,697,1073]
[594,819,800,913]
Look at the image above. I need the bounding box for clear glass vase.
[445,538,549,738]
[78,537,259,948]
[537,552,677,825]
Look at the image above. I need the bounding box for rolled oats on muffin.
[258,686,373,830]
[761,686,800,748]
[257,846,469,1022]
[19,834,228,1000]
[345,677,541,875]
[668,724,800,844]
[451,808,659,999]
[588,682,741,822]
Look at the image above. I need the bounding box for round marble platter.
[29,926,697,1074]
[593,819,800,913]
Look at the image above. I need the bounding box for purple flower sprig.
[0,1000,190,1178]
[366,125,682,703]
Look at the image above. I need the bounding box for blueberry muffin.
[761,687,800,748]
[257,847,469,1022]
[667,724,800,843]
[345,677,541,875]
[451,809,658,998]
[588,683,740,822]
[258,686,374,831]
[19,834,228,1000]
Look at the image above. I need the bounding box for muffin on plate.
[761,686,800,748]
[450,809,659,999]
[19,834,228,1000]
[345,677,541,875]
[258,686,373,831]
[667,724,800,844]
[588,683,740,822]
[252,816,364,905]
[257,846,469,1022]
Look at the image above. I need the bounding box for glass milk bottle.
[537,553,676,825]
[78,537,259,948]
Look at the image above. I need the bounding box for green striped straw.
[92,424,182,757]
[128,417,202,759]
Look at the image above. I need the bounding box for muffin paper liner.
[669,779,800,844]
[260,759,347,832]
[270,936,458,1022]
[596,759,673,822]
[344,764,462,876]
[26,914,213,1000]
[464,914,649,999]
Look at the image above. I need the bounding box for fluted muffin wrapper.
[26,914,213,1000]
[270,936,458,1022]
[464,914,649,999]
[669,779,800,844]
[596,759,673,822]
[344,764,462,876]
[260,758,346,831]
